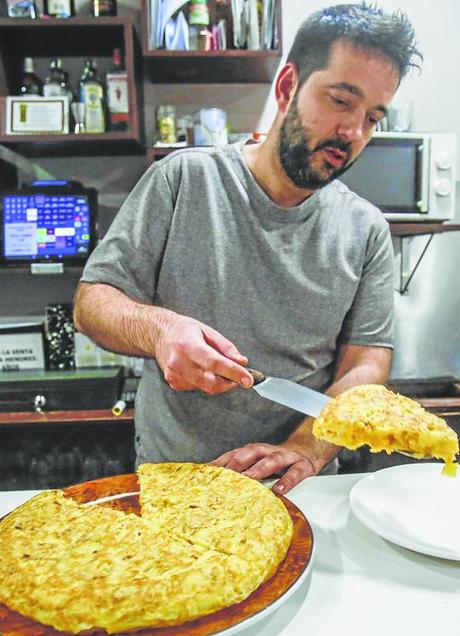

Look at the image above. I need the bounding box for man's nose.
[336,113,365,144]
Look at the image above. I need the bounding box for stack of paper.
[149,0,189,50]
[261,0,278,50]
[231,0,278,50]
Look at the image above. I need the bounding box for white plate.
[350,463,460,560]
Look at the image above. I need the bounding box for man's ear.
[275,63,299,114]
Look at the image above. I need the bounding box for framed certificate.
[6,96,69,135]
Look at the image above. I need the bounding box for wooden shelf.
[146,146,186,163]
[0,16,144,154]
[142,49,282,84]
[390,222,460,293]
[0,130,145,157]
[0,264,84,275]
[389,222,460,236]
[141,0,282,84]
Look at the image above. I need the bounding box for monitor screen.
[0,186,97,265]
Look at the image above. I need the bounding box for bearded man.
[73,3,422,494]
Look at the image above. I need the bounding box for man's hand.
[74,283,253,396]
[155,312,254,394]
[211,443,319,495]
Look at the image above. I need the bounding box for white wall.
[258,0,460,171]
[258,1,460,380]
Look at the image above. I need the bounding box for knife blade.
[248,369,331,418]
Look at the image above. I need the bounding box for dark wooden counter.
[1,396,459,427]
[0,408,134,427]
[1,397,458,489]
[415,397,460,417]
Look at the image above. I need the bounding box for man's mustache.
[314,139,352,161]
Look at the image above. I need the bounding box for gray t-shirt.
[81,142,394,465]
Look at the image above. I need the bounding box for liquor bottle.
[106,48,129,131]
[43,58,74,125]
[44,0,74,17]
[91,0,116,17]
[79,58,106,133]
[19,57,42,95]
[43,58,65,96]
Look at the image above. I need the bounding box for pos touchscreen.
[0,181,97,267]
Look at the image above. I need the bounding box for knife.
[248,369,331,418]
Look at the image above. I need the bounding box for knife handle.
[247,368,266,385]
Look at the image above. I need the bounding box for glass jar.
[156,104,177,144]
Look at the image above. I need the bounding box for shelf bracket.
[397,233,434,294]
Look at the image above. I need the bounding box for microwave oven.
[339,132,456,222]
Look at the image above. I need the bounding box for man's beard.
[277,100,355,190]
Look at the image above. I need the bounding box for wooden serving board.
[0,473,314,636]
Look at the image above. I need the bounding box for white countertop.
[1,473,459,636]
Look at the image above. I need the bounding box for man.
[73,3,421,495]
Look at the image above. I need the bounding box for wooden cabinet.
[142,0,283,160]
[0,409,135,489]
[141,0,282,84]
[0,16,144,156]
[142,0,283,161]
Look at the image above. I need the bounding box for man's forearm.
[74,282,253,393]
[282,416,340,473]
[282,344,393,473]
[73,282,174,358]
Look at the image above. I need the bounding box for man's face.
[278,40,400,190]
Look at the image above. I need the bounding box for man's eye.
[367,115,380,125]
[331,95,348,106]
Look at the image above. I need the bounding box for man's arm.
[73,281,253,394]
[212,343,392,494]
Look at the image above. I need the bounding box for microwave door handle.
[417,139,430,212]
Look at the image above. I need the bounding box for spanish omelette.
[0,463,293,633]
[312,384,459,475]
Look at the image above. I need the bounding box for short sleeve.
[338,220,394,348]
[80,162,175,304]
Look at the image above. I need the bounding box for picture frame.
[5,95,69,135]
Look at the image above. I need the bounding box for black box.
[0,367,123,412]
[45,303,75,371]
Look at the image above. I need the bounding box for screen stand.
[31,263,64,275]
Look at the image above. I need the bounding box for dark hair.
[287,3,422,85]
